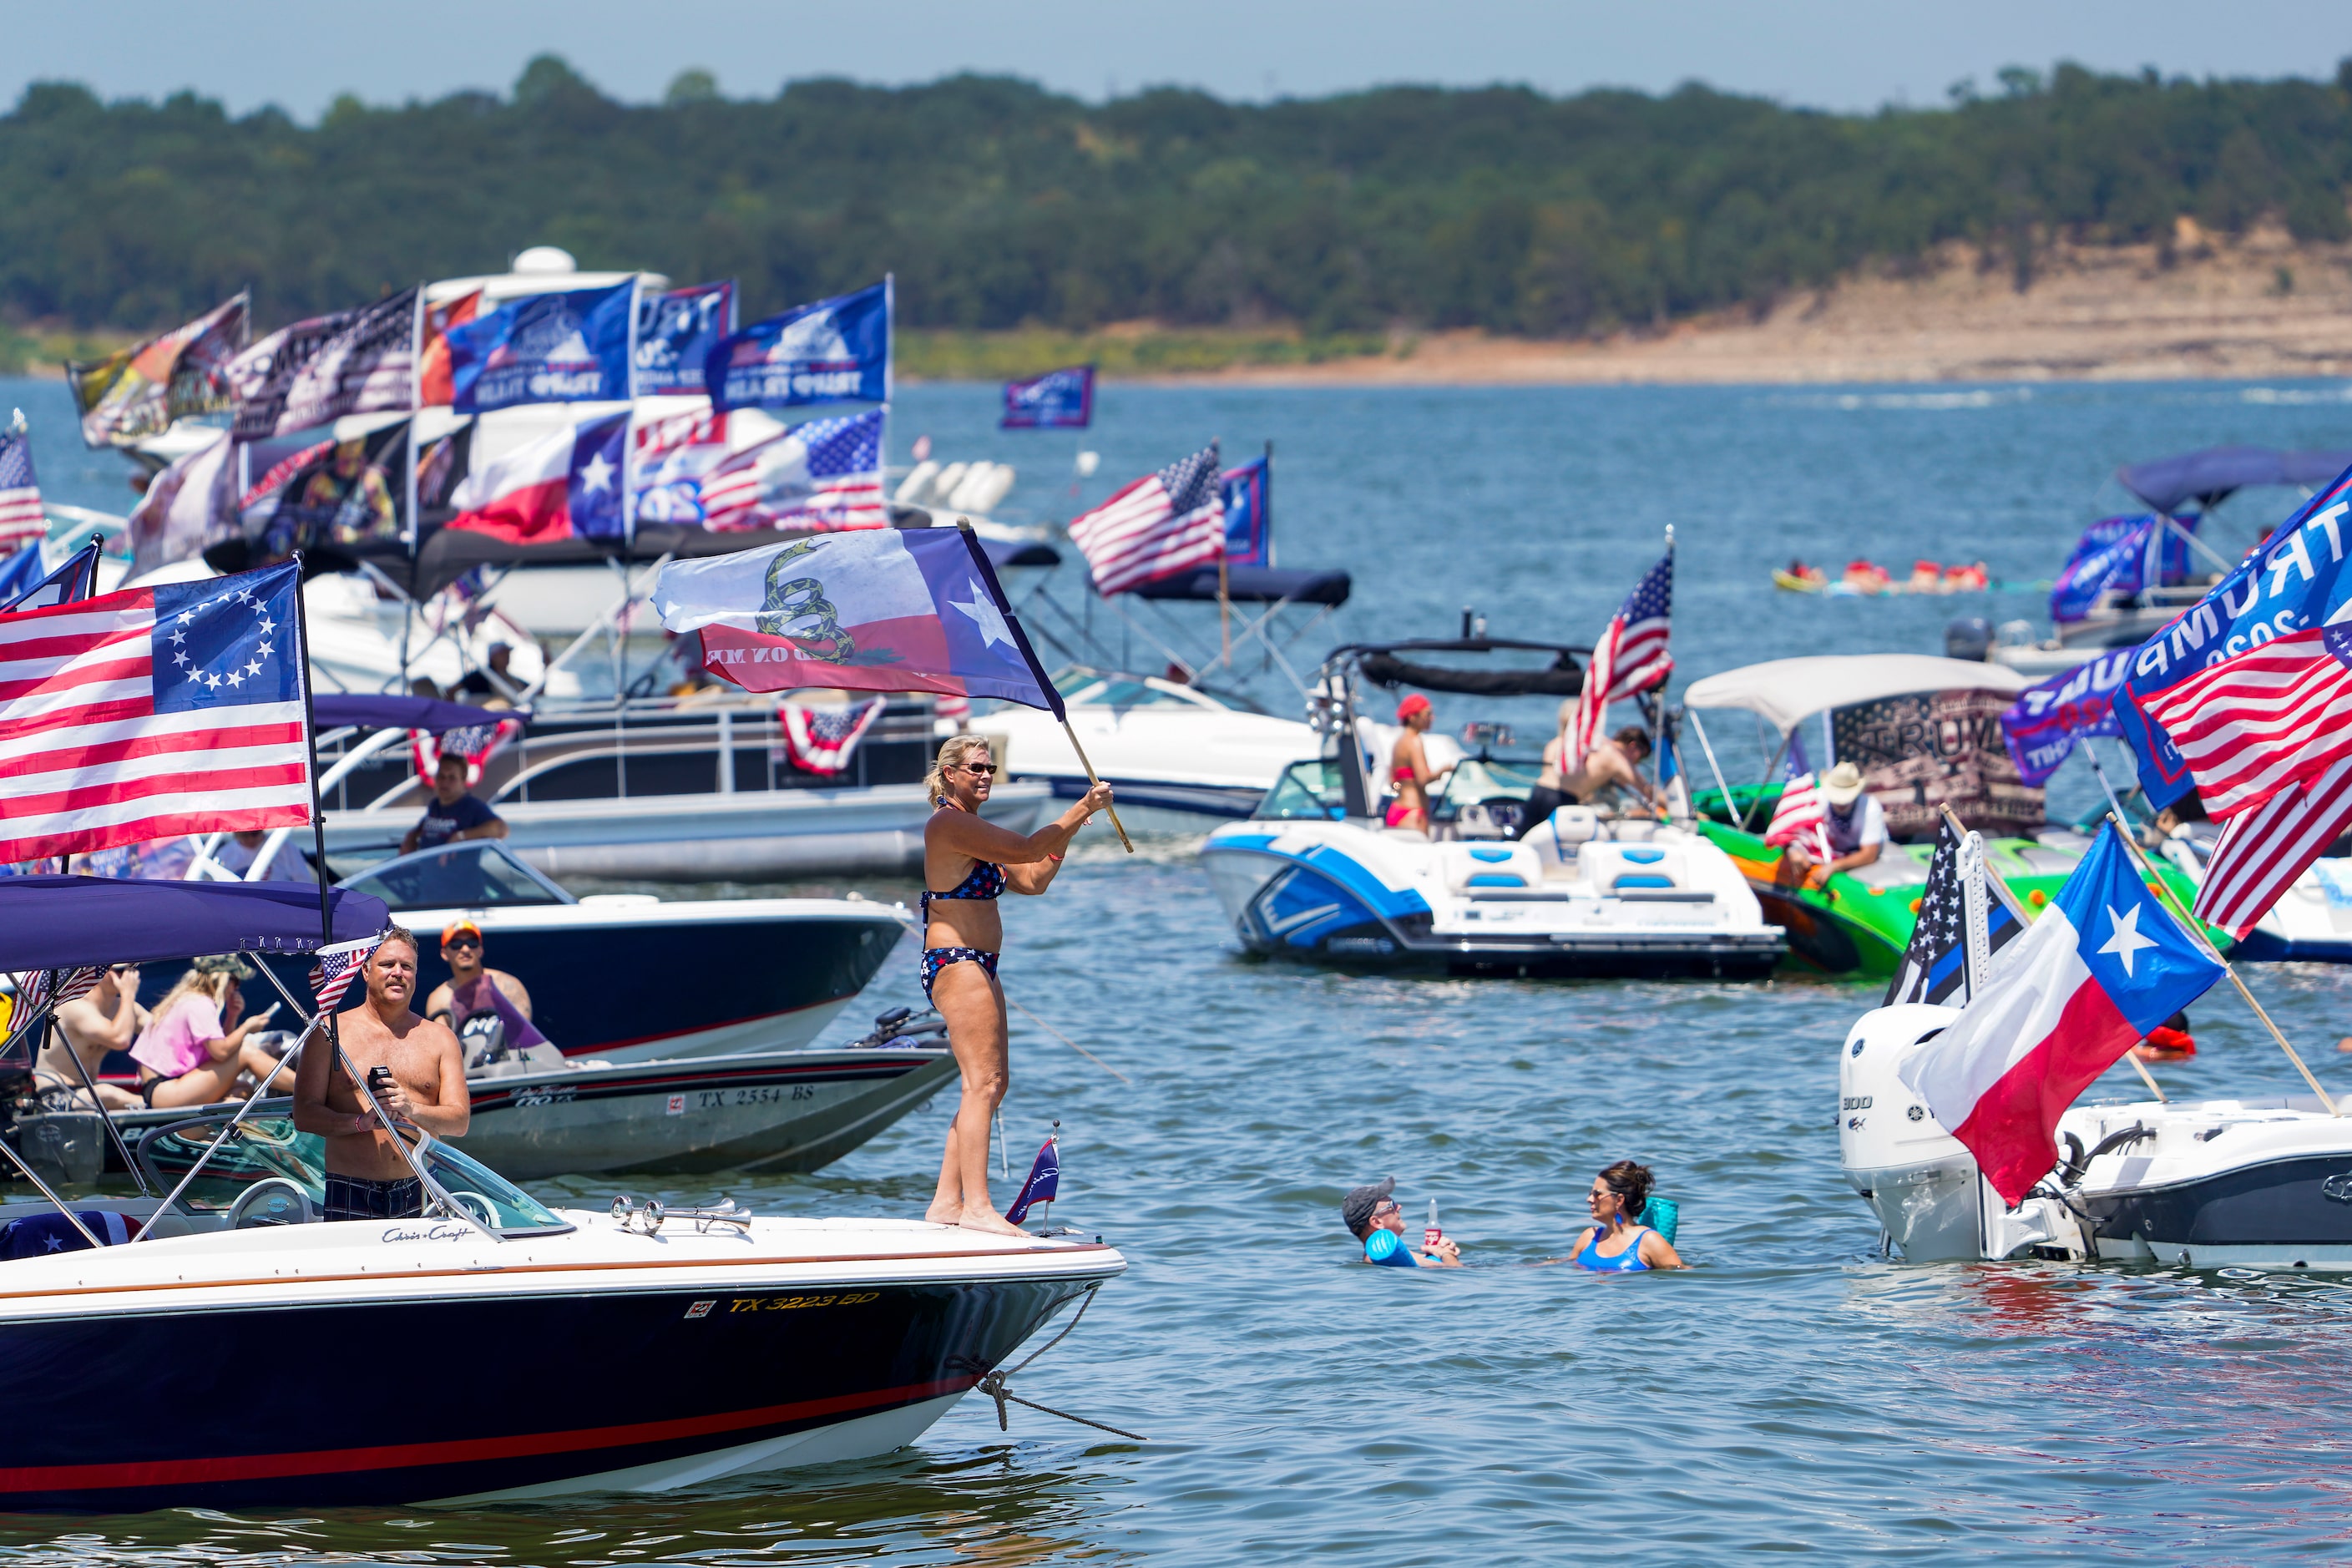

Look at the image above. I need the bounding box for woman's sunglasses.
[958,763,999,776]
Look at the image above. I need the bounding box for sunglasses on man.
[444,935,482,951]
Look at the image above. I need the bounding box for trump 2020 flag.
[1001,366,1093,429]
[1004,1136,1060,1226]
[0,562,311,862]
[707,280,891,412]
[1899,823,2223,1204]
[2000,650,2132,788]
[653,528,1063,716]
[445,412,628,544]
[635,281,736,396]
[448,282,635,412]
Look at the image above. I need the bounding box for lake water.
[5,376,2352,1563]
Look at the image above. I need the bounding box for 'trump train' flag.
[2050,514,2189,625]
[708,280,891,412]
[1067,443,1225,595]
[635,281,736,397]
[0,562,312,862]
[1999,649,2132,787]
[448,281,636,412]
[1222,454,1270,567]
[653,528,1063,716]
[1000,366,1094,429]
[0,413,43,544]
[1568,545,1673,766]
[445,412,629,544]
[66,294,248,448]
[1899,823,2223,1204]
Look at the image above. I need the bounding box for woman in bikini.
[1386,694,1454,833]
[921,735,1113,1235]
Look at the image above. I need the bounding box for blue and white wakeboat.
[1198,640,1786,979]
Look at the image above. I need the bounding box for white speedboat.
[987,666,1318,837]
[1198,640,1785,979]
[0,874,1125,1510]
[1841,1002,2352,1267]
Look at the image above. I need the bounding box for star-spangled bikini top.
[923,859,1006,923]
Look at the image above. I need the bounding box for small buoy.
[2029,889,2048,907]
[1909,897,1924,913]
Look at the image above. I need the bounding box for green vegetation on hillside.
[1,56,2347,364]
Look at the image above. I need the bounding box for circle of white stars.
[165,584,277,693]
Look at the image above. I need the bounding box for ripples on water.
[5,377,2352,1562]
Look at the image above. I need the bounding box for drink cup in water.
[1424,1199,1443,1249]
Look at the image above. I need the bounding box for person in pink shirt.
[130,955,284,1109]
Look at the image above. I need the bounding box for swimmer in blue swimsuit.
[1568,1160,1686,1272]
[919,735,1113,1236]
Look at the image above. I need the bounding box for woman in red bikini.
[1387,694,1454,833]
[921,734,1112,1235]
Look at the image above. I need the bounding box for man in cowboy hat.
[1780,761,1887,889]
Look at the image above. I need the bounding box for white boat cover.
[1682,655,2031,734]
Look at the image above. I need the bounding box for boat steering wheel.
[444,1190,498,1227]
[229,1178,316,1229]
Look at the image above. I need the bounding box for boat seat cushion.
[1,1210,132,1257]
[1439,841,1544,893]
[1526,807,1602,879]
[1577,841,1689,891]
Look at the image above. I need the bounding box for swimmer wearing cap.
[1387,694,1454,834]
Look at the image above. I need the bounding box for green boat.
[1679,654,2209,978]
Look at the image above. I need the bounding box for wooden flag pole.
[1061,719,1134,853]
[2103,812,2339,1115]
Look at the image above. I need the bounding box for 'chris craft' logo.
[754,539,856,663]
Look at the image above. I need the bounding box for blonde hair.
[146,968,235,1039]
[925,735,995,805]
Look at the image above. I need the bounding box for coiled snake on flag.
[753,539,857,664]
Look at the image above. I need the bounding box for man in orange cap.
[422,918,542,1064]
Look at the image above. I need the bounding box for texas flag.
[1899,823,2223,1204]
[651,527,1062,714]
[444,412,628,544]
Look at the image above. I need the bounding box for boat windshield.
[136,1114,571,1237]
[340,842,570,913]
[1052,667,1227,711]
[1254,761,1344,821]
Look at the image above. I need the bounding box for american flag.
[2132,623,2352,935]
[0,562,311,862]
[15,966,104,1019]
[1764,766,1826,849]
[700,411,888,532]
[1567,547,1673,766]
[1066,443,1225,595]
[1883,818,2024,1007]
[776,695,884,774]
[0,414,44,545]
[309,933,380,1013]
[2136,625,2352,819]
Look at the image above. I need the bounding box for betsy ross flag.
[447,412,627,544]
[0,562,311,863]
[1567,546,1672,766]
[777,695,884,774]
[1899,823,2223,1203]
[310,933,380,1013]
[654,529,1063,715]
[0,412,44,545]
[1068,443,1225,595]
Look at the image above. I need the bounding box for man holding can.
[293,926,471,1222]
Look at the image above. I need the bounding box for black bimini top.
[1341,639,1589,698]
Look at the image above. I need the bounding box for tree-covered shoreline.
[2,56,2345,352]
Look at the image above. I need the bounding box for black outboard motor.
[1945,617,1993,662]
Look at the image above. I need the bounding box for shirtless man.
[38,964,145,1110]
[292,928,470,1222]
[1557,726,1670,817]
[1387,695,1454,833]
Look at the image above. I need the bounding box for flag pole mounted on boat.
[2100,807,2339,1116]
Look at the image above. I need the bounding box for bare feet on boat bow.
[958,1208,1029,1237]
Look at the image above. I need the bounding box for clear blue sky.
[5,0,2343,119]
